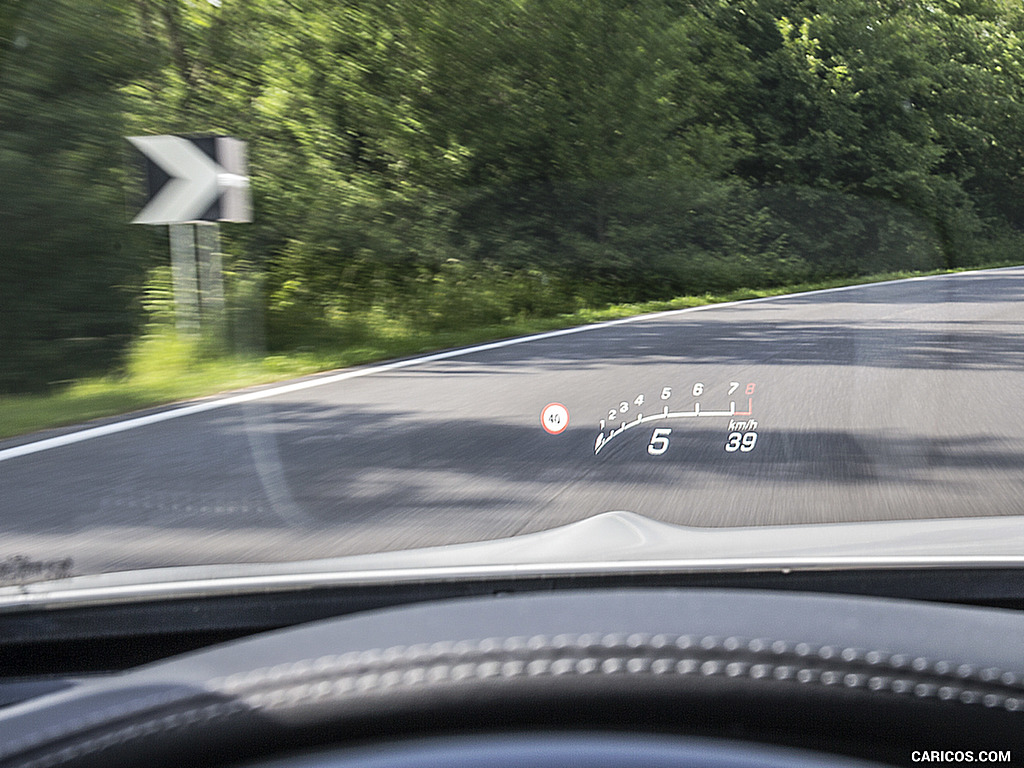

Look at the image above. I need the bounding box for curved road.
[3,267,1024,573]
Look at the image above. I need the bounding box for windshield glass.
[3,0,1024,581]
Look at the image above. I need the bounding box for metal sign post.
[195,222,226,338]
[169,223,200,334]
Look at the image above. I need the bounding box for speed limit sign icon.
[541,403,569,435]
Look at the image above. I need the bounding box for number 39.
[725,432,757,452]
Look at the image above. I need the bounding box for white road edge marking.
[1,266,1017,463]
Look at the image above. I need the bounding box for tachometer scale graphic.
[594,381,758,456]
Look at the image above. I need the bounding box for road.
[4,267,1024,574]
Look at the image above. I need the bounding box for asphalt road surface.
[4,267,1024,573]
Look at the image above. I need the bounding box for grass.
[1,262,1018,441]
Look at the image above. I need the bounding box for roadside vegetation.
[4,0,1024,436]
[1,262,1017,440]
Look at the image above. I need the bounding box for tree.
[0,0,156,392]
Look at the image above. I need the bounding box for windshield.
[3,0,1024,582]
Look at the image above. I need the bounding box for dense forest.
[3,0,1024,392]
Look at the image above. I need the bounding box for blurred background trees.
[4,0,1024,392]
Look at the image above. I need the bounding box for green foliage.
[756,186,946,280]
[0,0,158,393]
[7,261,1009,440]
[5,0,1024,396]
[731,0,1024,265]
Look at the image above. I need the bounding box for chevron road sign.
[127,134,251,335]
[128,134,252,225]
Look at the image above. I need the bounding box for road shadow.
[5,398,1024,572]
[192,402,1024,528]
[378,316,1024,374]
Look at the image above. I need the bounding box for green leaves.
[6,0,1024,390]
[0,0,155,392]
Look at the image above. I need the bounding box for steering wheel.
[2,588,1023,767]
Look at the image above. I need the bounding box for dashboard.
[1,584,1023,767]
